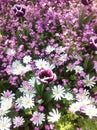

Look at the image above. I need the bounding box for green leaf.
[35,81,45,97]
[24,109,32,115]
[43,90,53,104]
[78,10,85,26]
[15,30,22,44]
[84,58,94,73]
[83,13,94,24]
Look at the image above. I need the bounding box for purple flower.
[90,36,97,51]
[81,0,93,5]
[37,69,57,84]
[12,4,26,17]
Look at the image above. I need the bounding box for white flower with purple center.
[13,116,25,128]
[83,74,96,88]
[37,69,57,84]
[52,85,65,101]
[47,109,61,123]
[0,116,11,130]
[30,111,45,126]
[19,85,36,96]
[1,90,15,101]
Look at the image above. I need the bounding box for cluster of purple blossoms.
[0,0,97,130]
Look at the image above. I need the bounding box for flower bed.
[0,0,97,130]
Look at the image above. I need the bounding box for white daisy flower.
[22,94,34,109]
[10,60,31,75]
[74,65,83,74]
[10,60,24,75]
[1,99,13,111]
[15,97,24,109]
[23,55,32,64]
[65,93,73,100]
[35,59,55,70]
[45,45,55,54]
[24,64,32,73]
[52,85,65,101]
[76,89,89,101]
[58,54,67,62]
[6,48,16,55]
[69,102,81,113]
[78,97,92,108]
[56,46,66,53]
[28,77,41,87]
[82,105,97,119]
[66,64,74,72]
[0,116,11,130]
[13,116,25,128]
[83,75,96,88]
[19,85,36,96]
[30,111,45,126]
[0,108,9,116]
[47,109,61,123]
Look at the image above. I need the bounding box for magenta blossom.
[12,4,26,17]
[93,61,97,73]
[90,36,97,51]
[37,69,57,84]
[81,0,93,5]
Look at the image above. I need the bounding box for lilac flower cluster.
[0,0,97,129]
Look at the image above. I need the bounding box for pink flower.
[37,69,57,84]
[76,128,82,130]
[93,61,97,73]
[90,36,97,51]
[38,105,45,112]
[73,88,78,93]
[77,80,83,87]
[13,116,24,128]
[12,4,26,17]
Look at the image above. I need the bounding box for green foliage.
[43,90,53,104]
[78,117,97,130]
[83,58,94,73]
[24,109,32,115]
[55,112,78,130]
[79,11,94,28]
[15,30,23,44]
[35,82,45,97]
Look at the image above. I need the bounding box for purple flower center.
[13,5,26,17]
[81,0,93,5]
[94,39,97,44]
[39,70,51,79]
